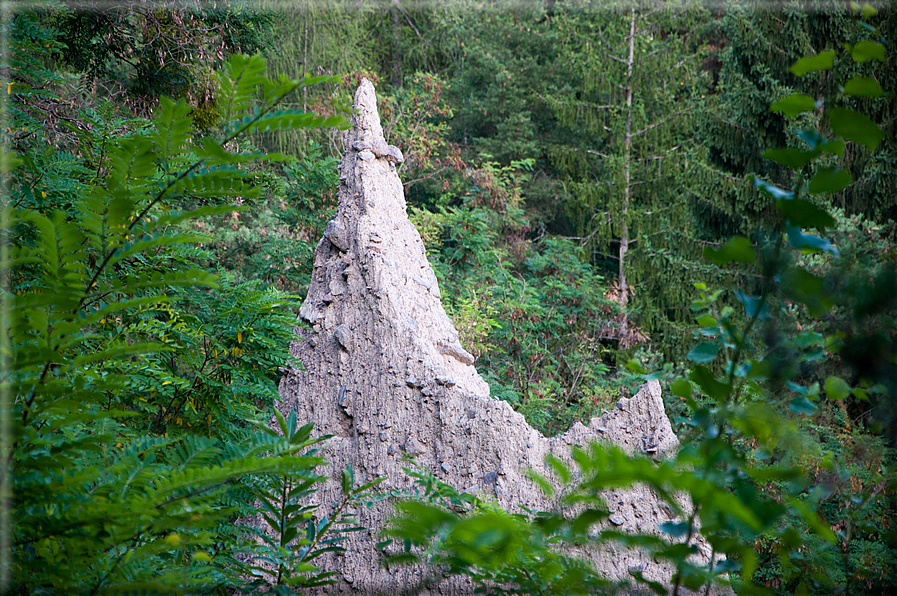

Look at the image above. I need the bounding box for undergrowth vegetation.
[2,6,376,591]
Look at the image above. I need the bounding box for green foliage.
[377,72,460,203]
[10,421,324,594]
[2,28,359,592]
[692,3,896,229]
[381,462,612,596]
[238,410,386,594]
[201,143,340,295]
[51,0,275,107]
[671,2,897,365]
[120,276,302,441]
[383,17,896,596]
[7,3,896,594]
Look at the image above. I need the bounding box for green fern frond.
[168,436,222,470]
[218,53,269,124]
[152,97,195,166]
[236,111,349,136]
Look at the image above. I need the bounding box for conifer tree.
[254,0,376,157]
[546,0,709,349]
[690,2,896,233]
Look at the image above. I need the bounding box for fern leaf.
[218,53,268,123]
[152,97,195,166]
[234,111,348,136]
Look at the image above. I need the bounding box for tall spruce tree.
[545,0,709,350]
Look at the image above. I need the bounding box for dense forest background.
[2,0,896,594]
[246,0,896,435]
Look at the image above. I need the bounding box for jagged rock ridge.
[276,79,706,594]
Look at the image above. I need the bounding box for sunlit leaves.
[788,51,835,76]
[770,93,817,117]
[850,40,886,63]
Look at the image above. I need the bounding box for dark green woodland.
[1,1,895,594]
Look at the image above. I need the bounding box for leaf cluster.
[3,30,360,593]
[237,410,386,594]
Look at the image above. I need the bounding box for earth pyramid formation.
[277,79,706,594]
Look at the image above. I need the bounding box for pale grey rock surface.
[276,79,715,595]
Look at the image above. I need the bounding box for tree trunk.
[619,8,636,342]
[302,0,309,113]
[391,0,402,87]
[301,0,309,145]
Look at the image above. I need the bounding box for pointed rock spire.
[276,79,706,594]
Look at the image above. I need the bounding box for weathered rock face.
[277,79,702,594]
